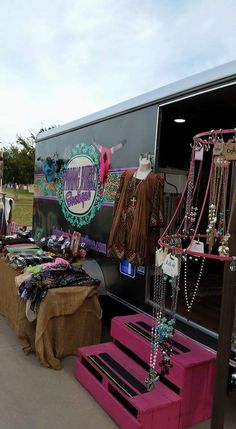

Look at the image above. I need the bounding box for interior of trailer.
[154,82,236,339]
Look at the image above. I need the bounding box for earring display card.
[194,147,204,161]
[155,247,165,267]
[213,141,224,156]
[188,240,204,253]
[162,254,179,277]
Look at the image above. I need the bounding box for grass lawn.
[3,187,34,227]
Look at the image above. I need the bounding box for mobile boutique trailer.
[33,60,236,365]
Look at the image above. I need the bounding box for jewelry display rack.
[146,129,236,428]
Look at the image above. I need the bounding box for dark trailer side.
[33,60,236,360]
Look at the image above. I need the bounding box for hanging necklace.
[159,252,182,375]
[145,246,181,391]
[183,154,195,235]
[129,173,145,208]
[181,148,203,236]
[219,185,236,257]
[207,156,224,252]
[189,159,203,233]
[217,159,230,238]
[183,254,205,313]
[145,264,164,391]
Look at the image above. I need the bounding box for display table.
[0,259,102,369]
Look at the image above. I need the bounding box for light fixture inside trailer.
[174,118,186,123]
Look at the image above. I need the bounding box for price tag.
[162,254,179,277]
[223,141,236,160]
[195,147,204,161]
[188,240,204,253]
[155,247,165,267]
[213,141,224,156]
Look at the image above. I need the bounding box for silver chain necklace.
[145,250,181,391]
[183,255,205,312]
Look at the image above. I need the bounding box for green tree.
[3,126,56,185]
[3,133,35,185]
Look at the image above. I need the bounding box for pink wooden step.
[75,342,181,429]
[111,314,216,428]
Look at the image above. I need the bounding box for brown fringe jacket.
[107,170,164,266]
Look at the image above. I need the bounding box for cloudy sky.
[0,0,236,147]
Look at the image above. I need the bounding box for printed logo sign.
[57,143,103,227]
[63,156,97,214]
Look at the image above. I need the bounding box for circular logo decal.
[57,143,103,227]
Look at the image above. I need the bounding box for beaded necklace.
[145,246,181,391]
[183,254,205,313]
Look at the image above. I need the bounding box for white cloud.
[0,0,236,146]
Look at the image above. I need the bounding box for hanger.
[163,174,178,194]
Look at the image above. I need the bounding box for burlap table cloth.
[0,259,102,369]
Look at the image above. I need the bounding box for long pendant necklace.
[183,255,205,313]
[217,159,230,237]
[207,156,224,252]
[129,174,143,208]
[145,248,181,391]
[145,264,164,391]
[180,151,203,237]
[219,185,236,257]
[183,153,195,235]
[189,160,203,234]
[159,252,182,375]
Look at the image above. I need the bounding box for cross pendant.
[159,358,173,375]
[145,369,159,391]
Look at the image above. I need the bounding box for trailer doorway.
[146,81,236,340]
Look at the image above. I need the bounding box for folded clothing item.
[1,238,32,246]
[37,234,72,254]
[42,257,69,269]
[5,243,39,249]
[4,247,43,255]
[18,264,101,320]
[8,254,55,268]
[16,229,32,239]
[24,264,43,274]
